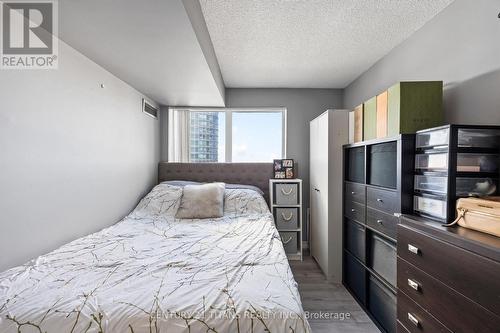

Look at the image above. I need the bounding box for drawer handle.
[281,188,294,196]
[408,244,420,255]
[407,313,420,327]
[376,219,383,225]
[351,208,356,213]
[408,279,420,291]
[281,212,294,221]
[376,198,384,203]
[351,191,356,195]
[281,236,293,245]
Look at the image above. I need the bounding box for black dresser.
[398,215,500,333]
[343,135,415,333]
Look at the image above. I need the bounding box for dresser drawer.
[367,187,398,213]
[398,224,500,315]
[397,322,411,333]
[368,274,397,333]
[397,290,450,333]
[274,183,299,205]
[367,207,398,239]
[344,251,366,304]
[279,231,298,254]
[345,182,366,204]
[345,220,365,262]
[397,258,500,333]
[274,207,299,229]
[369,232,397,287]
[345,200,365,223]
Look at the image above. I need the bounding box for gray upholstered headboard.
[158,162,274,203]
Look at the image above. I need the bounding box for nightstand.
[269,179,303,261]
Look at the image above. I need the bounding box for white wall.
[344,0,500,125]
[225,88,344,241]
[0,41,161,271]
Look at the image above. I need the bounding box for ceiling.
[59,0,225,106]
[200,0,455,89]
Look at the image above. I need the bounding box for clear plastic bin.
[414,195,447,219]
[415,153,448,171]
[414,175,448,194]
[416,128,449,149]
[457,154,499,173]
[456,178,498,197]
[458,128,500,149]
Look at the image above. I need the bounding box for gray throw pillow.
[175,183,225,219]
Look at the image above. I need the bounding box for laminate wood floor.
[290,256,380,333]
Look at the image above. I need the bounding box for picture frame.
[274,159,282,171]
[274,171,286,179]
[273,159,295,179]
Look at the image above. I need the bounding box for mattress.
[0,184,310,332]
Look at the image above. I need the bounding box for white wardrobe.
[310,109,349,282]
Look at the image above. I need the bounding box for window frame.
[168,107,287,163]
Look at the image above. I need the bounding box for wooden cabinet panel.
[387,83,401,137]
[364,97,377,140]
[354,104,364,142]
[377,91,388,138]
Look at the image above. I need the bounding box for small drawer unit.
[414,125,500,222]
[270,179,303,260]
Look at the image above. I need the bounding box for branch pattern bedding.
[0,184,311,333]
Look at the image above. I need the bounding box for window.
[168,108,286,162]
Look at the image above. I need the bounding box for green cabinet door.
[364,97,377,140]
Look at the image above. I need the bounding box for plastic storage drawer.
[457,128,500,148]
[414,195,447,220]
[416,127,449,149]
[415,175,448,194]
[456,154,499,173]
[415,153,448,171]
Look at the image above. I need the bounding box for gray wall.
[225,88,344,241]
[344,0,500,125]
[0,41,161,271]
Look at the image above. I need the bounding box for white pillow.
[224,189,270,216]
[175,183,225,219]
[131,184,183,217]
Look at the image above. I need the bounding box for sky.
[216,112,282,162]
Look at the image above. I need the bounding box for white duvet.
[0,184,310,333]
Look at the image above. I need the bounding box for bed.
[0,163,310,332]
